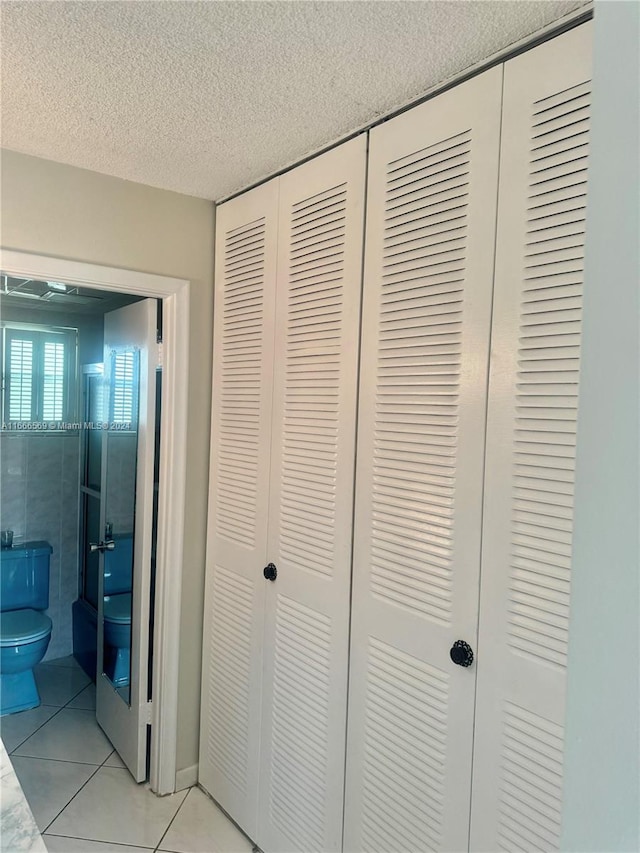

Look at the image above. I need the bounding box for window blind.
[2,327,76,426]
[42,341,65,421]
[8,338,34,421]
[111,351,136,423]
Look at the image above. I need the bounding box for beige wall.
[0,149,214,777]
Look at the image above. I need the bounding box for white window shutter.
[8,337,34,421]
[42,340,65,421]
[111,351,136,423]
[4,329,76,424]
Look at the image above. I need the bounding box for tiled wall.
[0,433,80,660]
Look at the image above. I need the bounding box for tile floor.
[1,655,255,853]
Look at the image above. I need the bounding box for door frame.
[0,248,189,795]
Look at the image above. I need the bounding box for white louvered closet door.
[199,179,279,839]
[258,137,367,853]
[344,68,503,853]
[470,23,592,852]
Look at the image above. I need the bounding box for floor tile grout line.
[10,697,100,758]
[6,704,66,754]
[29,661,92,718]
[29,677,122,784]
[3,657,90,753]
[15,660,195,852]
[100,747,126,767]
[63,679,93,707]
[42,766,186,852]
[11,754,111,767]
[41,761,103,835]
[11,706,100,756]
[64,681,95,708]
[43,831,155,851]
[101,749,115,767]
[42,766,184,852]
[153,785,192,852]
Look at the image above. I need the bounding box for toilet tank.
[103,533,133,596]
[0,541,52,612]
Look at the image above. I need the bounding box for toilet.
[102,535,132,688]
[0,542,53,716]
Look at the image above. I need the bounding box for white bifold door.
[344,22,592,853]
[200,178,279,838]
[200,136,367,853]
[343,65,504,853]
[202,21,592,853]
[469,23,593,851]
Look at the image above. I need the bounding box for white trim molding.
[175,763,199,792]
[0,248,190,795]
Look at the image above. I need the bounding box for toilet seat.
[103,593,132,625]
[0,609,52,646]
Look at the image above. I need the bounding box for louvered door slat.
[199,179,279,841]
[470,24,592,852]
[344,68,503,853]
[258,137,366,853]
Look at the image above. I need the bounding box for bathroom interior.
[0,275,159,721]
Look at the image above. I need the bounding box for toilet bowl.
[103,592,131,688]
[0,610,52,714]
[0,543,53,716]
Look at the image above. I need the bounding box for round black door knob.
[263,562,277,581]
[450,640,474,667]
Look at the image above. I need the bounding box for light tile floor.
[1,656,256,853]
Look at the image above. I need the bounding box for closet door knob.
[263,562,277,581]
[450,640,474,667]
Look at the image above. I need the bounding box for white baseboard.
[175,763,198,792]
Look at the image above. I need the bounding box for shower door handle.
[90,540,116,553]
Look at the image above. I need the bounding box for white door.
[199,179,280,839]
[258,137,367,853]
[96,298,157,782]
[470,23,593,851]
[344,67,503,852]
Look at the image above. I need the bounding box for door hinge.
[157,341,163,369]
[144,701,153,725]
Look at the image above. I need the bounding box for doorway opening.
[0,249,190,794]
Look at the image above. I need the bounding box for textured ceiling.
[1,0,588,201]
